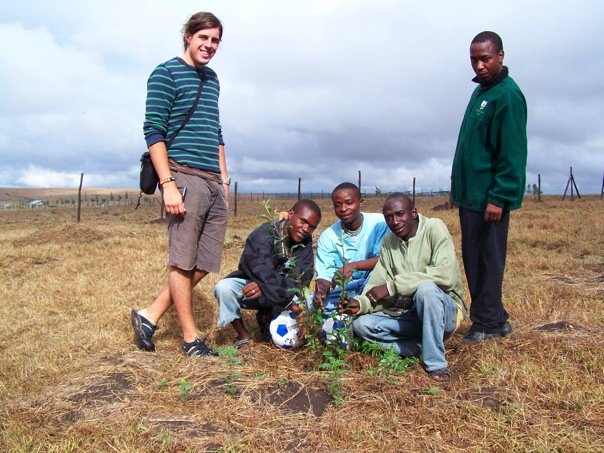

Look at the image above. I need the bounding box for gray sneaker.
[130,308,156,351]
[462,330,501,343]
[181,338,218,357]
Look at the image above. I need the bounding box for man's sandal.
[234,337,253,351]
[428,368,451,385]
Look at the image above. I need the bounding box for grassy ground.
[0,193,603,452]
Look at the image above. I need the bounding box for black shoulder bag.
[138,68,206,198]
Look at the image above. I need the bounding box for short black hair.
[472,31,503,53]
[331,182,361,200]
[291,199,322,221]
[384,192,414,209]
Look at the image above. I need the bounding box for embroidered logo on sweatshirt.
[480,100,488,110]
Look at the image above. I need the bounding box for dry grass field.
[1,190,603,452]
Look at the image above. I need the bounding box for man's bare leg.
[231,318,253,351]
[231,318,252,341]
[139,268,208,328]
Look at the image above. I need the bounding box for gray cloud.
[1,0,603,195]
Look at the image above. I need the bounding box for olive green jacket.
[356,215,466,316]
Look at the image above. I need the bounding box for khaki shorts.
[164,171,228,273]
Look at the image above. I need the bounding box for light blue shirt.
[315,212,389,311]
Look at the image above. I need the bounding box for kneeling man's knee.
[214,278,236,300]
[352,316,372,338]
[414,281,440,303]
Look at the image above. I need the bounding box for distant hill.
[0,188,142,203]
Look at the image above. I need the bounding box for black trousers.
[459,208,510,333]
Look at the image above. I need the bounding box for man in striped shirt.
[131,12,230,358]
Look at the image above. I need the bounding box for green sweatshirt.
[356,215,466,316]
[451,72,527,212]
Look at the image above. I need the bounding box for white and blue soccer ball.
[321,314,352,350]
[269,310,301,350]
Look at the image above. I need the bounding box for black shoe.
[130,308,156,351]
[462,330,501,344]
[181,338,218,357]
[500,321,513,337]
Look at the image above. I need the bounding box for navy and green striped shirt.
[143,57,223,173]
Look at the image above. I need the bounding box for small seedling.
[276,376,288,389]
[424,386,441,396]
[218,346,242,396]
[177,379,192,400]
[160,428,172,451]
[319,344,350,406]
[358,339,419,380]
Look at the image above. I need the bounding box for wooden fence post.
[234,182,238,217]
[297,178,301,200]
[538,174,542,202]
[412,177,416,206]
[77,173,84,222]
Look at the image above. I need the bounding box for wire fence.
[2,167,603,213]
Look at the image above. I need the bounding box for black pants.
[459,208,510,333]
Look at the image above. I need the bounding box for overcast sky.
[1,0,603,194]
